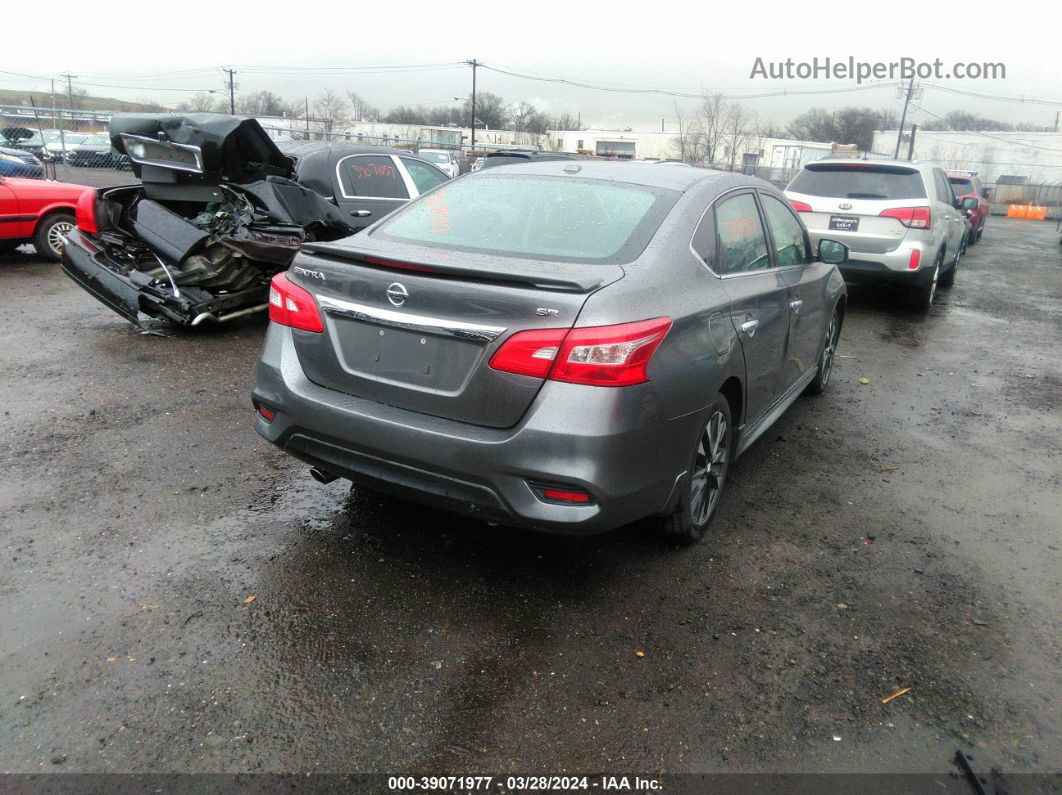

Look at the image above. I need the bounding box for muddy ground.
[0,218,1059,779]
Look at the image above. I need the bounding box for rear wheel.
[664,398,732,544]
[33,213,76,262]
[910,250,941,310]
[941,239,963,289]
[806,306,840,395]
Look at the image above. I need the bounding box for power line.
[921,83,1062,107]
[478,62,901,100]
[913,105,1062,152]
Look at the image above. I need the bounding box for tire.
[910,250,942,310]
[664,397,733,544]
[806,306,841,395]
[33,213,76,262]
[967,226,977,246]
[941,239,963,290]
[976,223,984,241]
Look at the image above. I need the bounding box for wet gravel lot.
[1,218,1059,777]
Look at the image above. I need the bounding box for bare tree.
[725,103,753,170]
[176,92,224,113]
[237,90,288,117]
[463,91,506,130]
[698,92,730,165]
[550,112,583,131]
[508,102,549,134]
[313,89,349,134]
[385,106,429,125]
[671,102,705,163]
[347,92,380,122]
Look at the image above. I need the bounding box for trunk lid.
[787,192,927,254]
[289,238,623,428]
[786,162,929,254]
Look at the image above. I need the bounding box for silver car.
[253,163,849,542]
[785,159,972,308]
[416,148,461,179]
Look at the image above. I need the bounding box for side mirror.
[817,238,849,265]
[961,197,979,210]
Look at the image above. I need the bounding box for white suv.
[786,159,973,308]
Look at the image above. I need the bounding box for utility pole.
[1055,110,1060,132]
[894,77,915,159]
[49,78,67,158]
[907,124,918,161]
[305,97,310,138]
[223,67,237,114]
[61,73,78,129]
[466,59,479,152]
[577,110,581,129]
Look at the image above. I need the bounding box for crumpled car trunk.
[64,114,353,327]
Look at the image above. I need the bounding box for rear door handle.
[740,318,760,336]
[789,299,803,314]
[350,209,372,218]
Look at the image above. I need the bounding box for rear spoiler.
[300,242,623,293]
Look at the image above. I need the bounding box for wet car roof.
[472,160,765,193]
[278,141,404,157]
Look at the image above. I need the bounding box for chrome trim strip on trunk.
[317,295,507,342]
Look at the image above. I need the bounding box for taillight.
[75,189,98,234]
[880,206,931,229]
[488,328,568,378]
[268,272,323,332]
[789,199,812,213]
[490,317,671,387]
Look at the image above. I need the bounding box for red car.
[0,176,92,261]
[948,171,989,245]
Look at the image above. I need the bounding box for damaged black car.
[61,114,356,327]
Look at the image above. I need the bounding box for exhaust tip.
[309,467,339,484]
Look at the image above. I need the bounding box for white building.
[546,128,834,178]
[253,117,549,151]
[872,129,1062,184]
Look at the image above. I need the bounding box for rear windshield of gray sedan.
[789,164,927,200]
[373,174,679,263]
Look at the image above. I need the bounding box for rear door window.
[338,155,408,199]
[760,193,809,267]
[936,171,957,204]
[714,193,770,275]
[400,157,449,194]
[788,164,927,200]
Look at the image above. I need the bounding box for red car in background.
[0,176,92,261]
[948,171,989,245]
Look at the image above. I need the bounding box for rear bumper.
[252,324,696,535]
[61,230,142,324]
[839,259,936,286]
[61,229,271,327]
[807,228,937,283]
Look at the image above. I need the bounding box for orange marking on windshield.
[425,190,450,234]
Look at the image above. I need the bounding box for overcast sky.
[5,0,1060,130]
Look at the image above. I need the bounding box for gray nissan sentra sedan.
[253,162,849,542]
